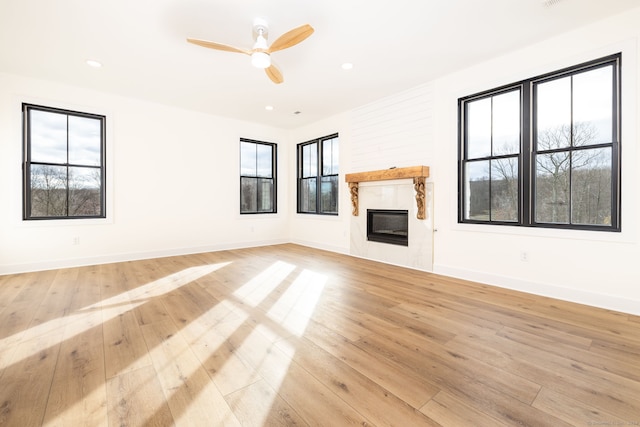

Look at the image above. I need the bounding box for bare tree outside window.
[491,156,519,221]
[29,165,67,217]
[535,122,612,225]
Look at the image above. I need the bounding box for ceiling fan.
[187,18,314,84]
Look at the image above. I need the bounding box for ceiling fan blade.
[265,64,284,84]
[267,24,314,53]
[186,38,251,55]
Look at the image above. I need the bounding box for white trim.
[0,239,288,275]
[435,263,640,316]
[290,239,349,256]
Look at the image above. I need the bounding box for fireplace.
[367,209,408,246]
[346,167,433,270]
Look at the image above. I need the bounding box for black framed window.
[240,138,276,214]
[459,53,620,231]
[23,103,106,220]
[297,133,339,215]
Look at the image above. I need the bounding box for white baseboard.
[289,239,350,256]
[294,242,426,274]
[0,239,288,275]
[435,264,640,316]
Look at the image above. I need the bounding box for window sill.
[451,221,634,244]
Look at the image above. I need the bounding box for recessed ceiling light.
[86,59,102,68]
[341,62,353,70]
[265,105,274,111]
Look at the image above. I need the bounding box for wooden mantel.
[345,166,430,219]
[345,166,429,184]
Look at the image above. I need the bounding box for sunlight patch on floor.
[185,263,327,425]
[154,261,297,424]
[0,262,230,371]
[232,261,296,306]
[101,262,232,309]
[267,269,327,336]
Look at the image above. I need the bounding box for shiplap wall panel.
[350,83,434,173]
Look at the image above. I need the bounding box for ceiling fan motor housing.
[252,17,269,41]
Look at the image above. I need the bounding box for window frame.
[239,138,277,215]
[22,103,107,220]
[296,133,339,215]
[458,53,621,232]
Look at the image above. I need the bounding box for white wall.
[350,83,434,173]
[0,73,290,274]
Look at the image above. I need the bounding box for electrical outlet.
[73,236,80,245]
[520,251,528,262]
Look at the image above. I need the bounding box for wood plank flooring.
[0,243,638,426]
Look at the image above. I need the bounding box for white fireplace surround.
[348,177,434,272]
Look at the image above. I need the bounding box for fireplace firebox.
[367,209,409,246]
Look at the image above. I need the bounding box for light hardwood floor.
[0,244,639,426]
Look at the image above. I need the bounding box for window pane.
[256,144,273,178]
[535,152,570,223]
[573,66,613,146]
[467,98,491,159]
[302,143,317,177]
[30,164,67,217]
[464,161,490,221]
[30,110,68,164]
[320,176,338,214]
[240,142,257,176]
[240,177,257,213]
[297,135,338,215]
[69,116,102,165]
[241,140,275,214]
[300,177,316,212]
[323,137,338,175]
[536,76,571,150]
[572,148,612,225]
[24,104,106,220]
[491,157,519,221]
[331,138,339,173]
[69,167,102,216]
[322,139,331,175]
[257,178,273,212]
[493,90,520,155]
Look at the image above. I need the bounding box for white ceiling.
[1,0,638,129]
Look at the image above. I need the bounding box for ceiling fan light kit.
[187,19,314,84]
[251,51,271,69]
